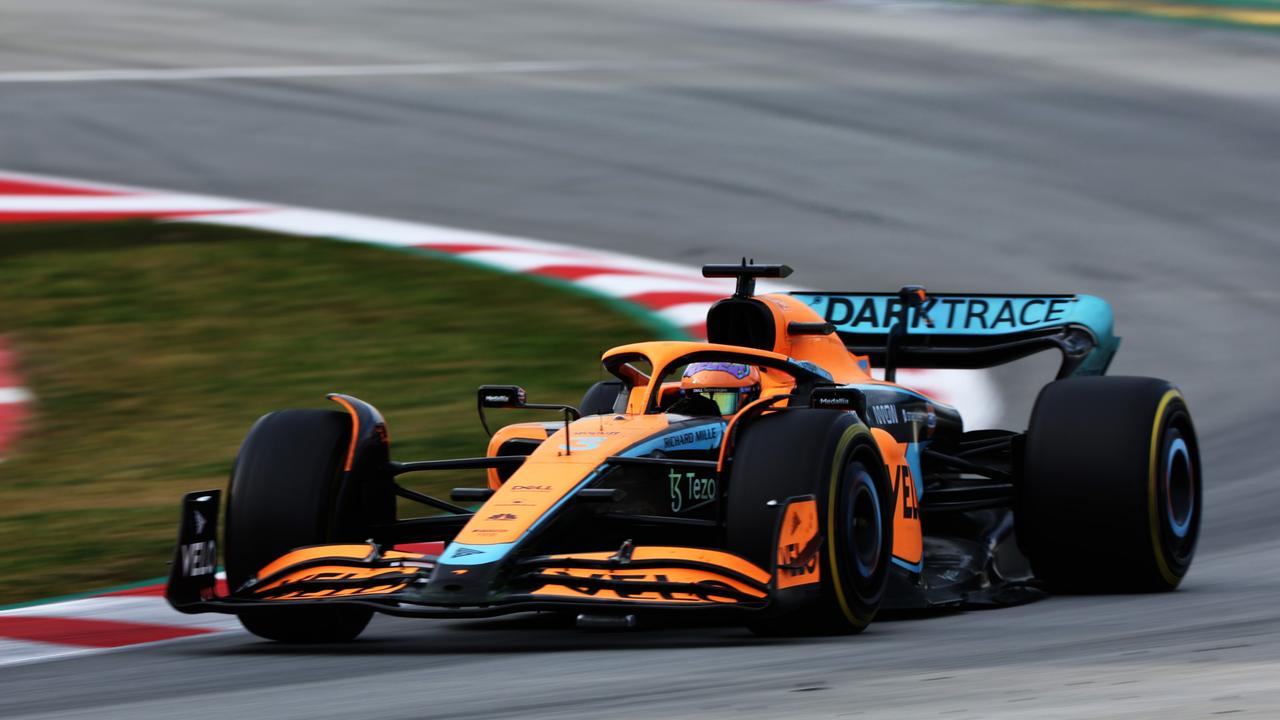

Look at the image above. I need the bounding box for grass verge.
[0,221,663,604]
[978,0,1280,30]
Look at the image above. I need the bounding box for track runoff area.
[0,169,999,666]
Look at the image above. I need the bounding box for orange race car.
[167,262,1202,641]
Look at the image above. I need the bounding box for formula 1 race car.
[167,262,1201,641]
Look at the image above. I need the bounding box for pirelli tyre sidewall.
[225,408,374,642]
[829,439,895,624]
[1019,376,1202,593]
[727,409,894,635]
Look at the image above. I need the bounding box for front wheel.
[726,410,894,635]
[225,409,375,642]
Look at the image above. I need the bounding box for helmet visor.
[696,390,742,415]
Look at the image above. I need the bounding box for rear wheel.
[1019,376,1201,592]
[726,410,894,635]
[225,409,375,642]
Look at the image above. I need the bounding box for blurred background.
[1,0,1278,717]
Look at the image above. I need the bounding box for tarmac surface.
[2,0,1279,717]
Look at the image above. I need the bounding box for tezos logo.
[669,469,717,513]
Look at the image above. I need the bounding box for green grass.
[972,0,1280,30]
[0,222,664,604]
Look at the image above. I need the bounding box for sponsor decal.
[815,295,1076,332]
[870,403,899,425]
[264,570,407,597]
[451,547,484,558]
[776,498,821,589]
[482,387,525,407]
[560,435,607,452]
[180,541,217,577]
[510,484,552,492]
[813,395,853,408]
[900,404,938,438]
[486,513,518,521]
[662,424,720,451]
[668,469,717,513]
[892,464,919,521]
[777,543,818,583]
[193,510,207,535]
[542,570,744,603]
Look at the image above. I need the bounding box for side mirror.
[478,385,526,409]
[475,385,581,443]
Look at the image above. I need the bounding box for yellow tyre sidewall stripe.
[826,424,875,627]
[1147,389,1185,587]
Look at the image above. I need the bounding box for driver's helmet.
[680,362,761,416]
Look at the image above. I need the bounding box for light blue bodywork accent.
[438,421,727,568]
[892,556,924,573]
[441,542,518,566]
[621,420,727,457]
[903,441,924,503]
[438,469,603,568]
[792,292,1120,377]
[788,359,833,381]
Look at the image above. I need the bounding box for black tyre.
[579,380,624,416]
[726,410,894,635]
[1019,376,1201,593]
[225,409,374,642]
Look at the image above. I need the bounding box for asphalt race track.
[3,0,1280,716]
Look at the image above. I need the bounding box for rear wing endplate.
[790,292,1120,378]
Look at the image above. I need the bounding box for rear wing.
[790,292,1120,378]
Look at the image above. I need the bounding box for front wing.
[166,491,818,619]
